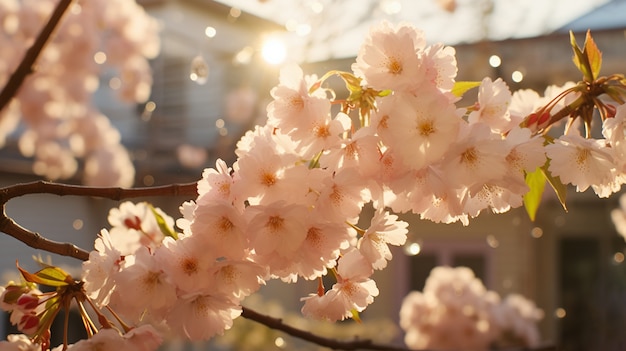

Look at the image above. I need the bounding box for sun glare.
[262,37,287,65]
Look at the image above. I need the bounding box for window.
[408,240,492,291]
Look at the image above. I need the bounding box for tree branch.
[0,180,197,261]
[242,307,410,350]
[0,0,75,112]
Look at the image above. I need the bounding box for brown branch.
[0,0,74,112]
[0,180,197,261]
[242,307,410,350]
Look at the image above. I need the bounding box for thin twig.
[0,0,75,113]
[0,180,197,260]
[242,307,411,351]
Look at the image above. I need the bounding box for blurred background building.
[1,0,626,350]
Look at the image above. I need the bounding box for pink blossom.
[291,219,354,280]
[106,201,172,255]
[246,202,308,276]
[374,89,460,170]
[352,21,426,92]
[124,325,163,351]
[209,259,267,299]
[546,134,618,197]
[82,229,122,307]
[301,249,378,321]
[422,43,458,92]
[63,328,129,350]
[154,236,213,293]
[231,126,308,206]
[441,122,509,194]
[312,167,369,223]
[266,64,330,138]
[319,127,381,178]
[358,210,408,269]
[109,247,177,323]
[468,77,513,133]
[166,292,242,341]
[0,334,40,351]
[189,201,249,260]
[196,159,235,204]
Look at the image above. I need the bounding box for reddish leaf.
[17,262,70,287]
[583,30,602,80]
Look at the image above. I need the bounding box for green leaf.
[17,263,70,287]
[377,89,392,97]
[570,31,593,82]
[350,308,362,323]
[150,205,178,240]
[583,30,602,80]
[451,81,481,97]
[523,167,546,221]
[541,163,568,212]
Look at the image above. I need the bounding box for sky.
[215,0,611,62]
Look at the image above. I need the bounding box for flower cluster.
[3,18,626,350]
[72,21,626,344]
[0,264,163,351]
[399,266,543,351]
[0,0,159,186]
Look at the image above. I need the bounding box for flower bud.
[16,293,39,311]
[18,313,40,335]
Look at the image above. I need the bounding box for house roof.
[213,0,612,62]
[556,0,626,33]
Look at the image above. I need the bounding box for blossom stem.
[76,300,97,337]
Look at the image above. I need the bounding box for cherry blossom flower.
[290,219,354,280]
[165,292,242,341]
[266,64,330,138]
[56,328,129,351]
[294,112,352,159]
[441,122,509,194]
[352,21,426,92]
[603,103,626,166]
[319,126,381,178]
[301,249,378,321]
[196,159,236,204]
[0,334,40,351]
[373,89,460,170]
[312,167,370,223]
[106,201,172,255]
[154,236,214,293]
[492,294,543,348]
[358,210,408,269]
[400,267,536,351]
[208,259,267,299]
[189,201,249,260]
[109,247,177,323]
[246,201,308,279]
[82,229,123,307]
[468,77,513,133]
[545,134,618,197]
[231,127,308,206]
[422,43,458,92]
[123,325,163,351]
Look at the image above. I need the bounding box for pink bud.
[536,112,551,129]
[124,216,142,230]
[18,313,40,335]
[16,293,39,311]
